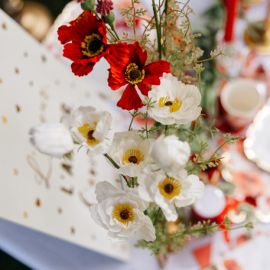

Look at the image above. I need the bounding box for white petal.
[137,211,156,241]
[95,182,123,202]
[29,123,74,158]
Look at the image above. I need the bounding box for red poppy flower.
[57,11,107,76]
[107,42,171,110]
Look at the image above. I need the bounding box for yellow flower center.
[159,177,181,200]
[112,203,135,225]
[122,148,144,165]
[78,123,100,146]
[125,63,145,85]
[81,33,104,57]
[158,97,182,113]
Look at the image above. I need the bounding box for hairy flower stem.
[131,0,137,38]
[128,111,138,131]
[152,0,163,59]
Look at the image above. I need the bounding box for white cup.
[220,79,266,128]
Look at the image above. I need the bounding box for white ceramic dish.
[244,102,270,172]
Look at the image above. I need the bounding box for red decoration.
[57,11,108,76]
[107,42,171,110]
[96,0,114,16]
[224,0,239,42]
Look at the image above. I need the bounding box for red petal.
[117,85,143,110]
[129,42,147,67]
[143,60,171,85]
[106,43,130,90]
[108,69,126,90]
[71,62,94,76]
[72,11,100,40]
[57,25,73,44]
[106,43,130,68]
[63,43,82,61]
[137,82,151,96]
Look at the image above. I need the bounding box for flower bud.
[104,12,115,25]
[151,135,190,173]
[29,123,74,158]
[81,0,95,12]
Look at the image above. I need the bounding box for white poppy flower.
[138,170,204,221]
[148,73,202,125]
[107,131,151,177]
[151,135,190,173]
[66,106,112,154]
[29,123,74,158]
[90,182,155,241]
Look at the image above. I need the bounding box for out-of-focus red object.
[224,0,239,42]
[224,259,242,270]
[192,242,212,269]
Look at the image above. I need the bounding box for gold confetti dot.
[13,169,19,176]
[29,81,34,87]
[15,67,20,74]
[90,169,96,176]
[89,179,95,186]
[41,55,47,62]
[23,52,28,57]
[15,104,21,113]
[70,227,75,235]
[1,116,7,124]
[35,198,41,207]
[1,23,7,30]
[23,211,28,219]
[0,78,2,84]
[57,207,63,214]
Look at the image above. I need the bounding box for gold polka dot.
[15,67,20,74]
[23,211,28,219]
[1,23,7,30]
[1,116,7,124]
[15,104,21,113]
[13,169,19,176]
[35,198,41,207]
[41,55,47,63]
[70,227,75,235]
[89,179,95,186]
[24,52,28,57]
[57,207,63,214]
[29,81,34,87]
[90,169,96,176]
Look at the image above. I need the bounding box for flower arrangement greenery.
[29,0,252,265]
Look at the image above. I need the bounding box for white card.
[0,9,129,261]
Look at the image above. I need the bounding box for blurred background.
[0,0,70,41]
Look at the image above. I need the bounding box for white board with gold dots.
[0,9,129,261]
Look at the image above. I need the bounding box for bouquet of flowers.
[30,0,251,264]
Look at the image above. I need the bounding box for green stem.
[104,153,132,188]
[152,0,162,59]
[104,153,120,169]
[128,111,137,131]
[110,24,120,41]
[145,108,149,138]
[131,0,137,38]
